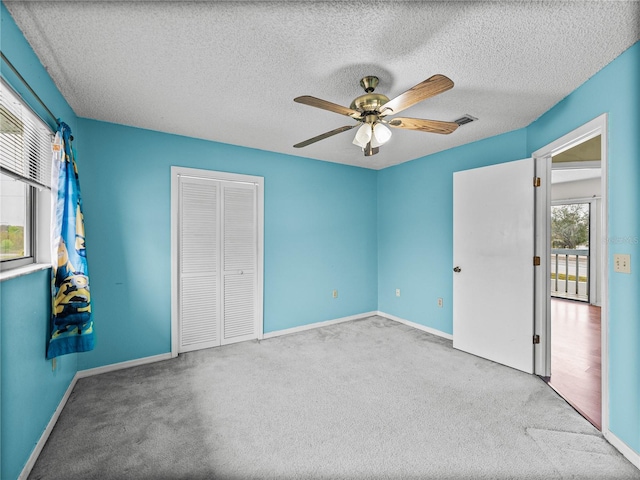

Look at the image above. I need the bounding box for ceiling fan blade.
[293,125,357,148]
[294,96,362,118]
[388,117,459,135]
[380,75,454,116]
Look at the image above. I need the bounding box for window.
[0,171,33,264]
[0,79,52,273]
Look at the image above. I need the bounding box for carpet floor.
[28,316,640,479]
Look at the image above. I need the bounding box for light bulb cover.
[371,123,392,147]
[352,123,372,148]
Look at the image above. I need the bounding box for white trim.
[35,184,52,265]
[532,114,609,434]
[0,262,49,282]
[255,180,264,341]
[534,154,552,376]
[261,311,378,339]
[76,353,173,379]
[20,314,638,478]
[604,431,640,470]
[170,168,180,357]
[378,311,454,340]
[170,166,265,356]
[551,196,601,205]
[532,116,604,159]
[18,374,78,480]
[551,160,601,170]
[600,116,610,435]
[18,352,174,479]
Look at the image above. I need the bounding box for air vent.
[454,115,478,126]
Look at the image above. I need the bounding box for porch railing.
[550,248,589,302]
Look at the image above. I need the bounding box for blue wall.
[378,41,640,454]
[2,4,378,474]
[0,271,78,479]
[1,3,80,479]
[75,120,379,370]
[377,129,527,332]
[528,41,640,454]
[2,1,639,476]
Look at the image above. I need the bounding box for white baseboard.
[262,311,378,339]
[605,430,640,470]
[18,374,78,480]
[76,353,173,379]
[18,352,173,480]
[377,311,453,340]
[20,326,639,478]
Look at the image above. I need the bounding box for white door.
[179,176,221,352]
[453,158,535,374]
[174,169,262,354]
[221,183,257,345]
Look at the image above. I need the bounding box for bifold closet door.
[221,183,257,345]
[178,176,258,353]
[178,177,220,353]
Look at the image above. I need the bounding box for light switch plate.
[614,254,631,274]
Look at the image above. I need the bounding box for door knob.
[453,266,461,273]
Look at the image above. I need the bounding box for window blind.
[0,79,53,189]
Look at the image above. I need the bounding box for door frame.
[532,113,608,431]
[170,166,265,357]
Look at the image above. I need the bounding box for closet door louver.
[221,184,257,344]
[178,177,220,352]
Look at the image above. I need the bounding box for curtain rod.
[1,50,60,129]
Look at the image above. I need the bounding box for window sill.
[0,263,51,282]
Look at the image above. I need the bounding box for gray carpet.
[28,316,640,479]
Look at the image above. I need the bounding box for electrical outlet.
[614,254,631,274]
[437,298,443,308]
[395,289,400,297]
[332,289,338,298]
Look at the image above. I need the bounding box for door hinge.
[533,177,541,187]
[533,334,540,344]
[533,256,541,266]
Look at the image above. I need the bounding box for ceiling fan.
[293,74,459,156]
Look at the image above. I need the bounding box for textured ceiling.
[5,1,639,170]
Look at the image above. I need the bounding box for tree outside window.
[551,203,589,249]
[0,172,29,260]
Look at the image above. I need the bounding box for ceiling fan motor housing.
[350,93,390,118]
[350,76,389,119]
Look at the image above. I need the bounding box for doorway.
[547,137,602,429]
[533,115,608,432]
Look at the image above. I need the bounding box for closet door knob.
[453,266,461,273]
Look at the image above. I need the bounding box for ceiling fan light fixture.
[371,122,392,147]
[352,122,372,148]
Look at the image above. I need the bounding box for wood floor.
[548,298,601,429]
